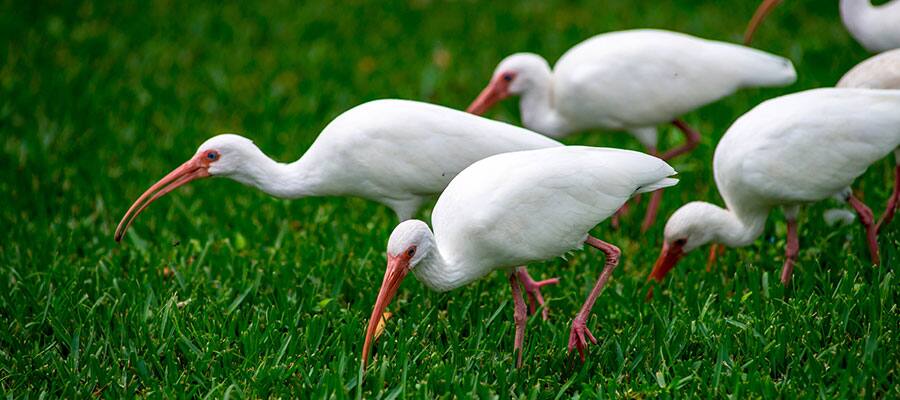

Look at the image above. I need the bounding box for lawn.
[1,0,897,397]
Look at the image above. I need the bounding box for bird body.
[841,0,900,53]
[115,99,561,240]
[715,89,900,211]
[547,30,796,139]
[418,146,677,291]
[651,88,900,287]
[283,99,561,219]
[114,99,565,309]
[467,29,794,231]
[837,48,900,89]
[363,146,677,367]
[470,29,796,146]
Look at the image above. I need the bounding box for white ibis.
[114,99,566,315]
[830,50,900,228]
[795,50,900,228]
[744,0,900,53]
[360,146,677,368]
[467,29,797,231]
[648,88,900,292]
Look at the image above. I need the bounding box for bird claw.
[567,319,597,362]
[517,270,559,320]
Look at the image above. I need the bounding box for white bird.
[744,0,900,53]
[114,99,566,314]
[360,146,677,368]
[838,48,900,89]
[828,49,900,228]
[799,50,900,228]
[648,88,900,292]
[467,29,797,231]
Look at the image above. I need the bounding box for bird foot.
[567,318,597,362]
[517,268,559,320]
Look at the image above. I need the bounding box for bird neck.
[228,146,325,199]
[518,67,571,137]
[411,242,477,293]
[840,0,877,45]
[701,202,769,248]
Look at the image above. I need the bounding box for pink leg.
[610,194,642,230]
[780,217,799,286]
[516,267,559,320]
[610,203,627,230]
[640,189,663,232]
[876,165,900,233]
[660,119,701,161]
[567,236,620,361]
[848,194,880,265]
[508,272,527,368]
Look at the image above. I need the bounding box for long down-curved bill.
[114,157,209,242]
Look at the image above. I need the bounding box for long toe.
[567,320,597,362]
[519,273,560,320]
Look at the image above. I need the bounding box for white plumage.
[115,99,559,239]
[429,147,676,287]
[114,99,565,309]
[469,29,796,149]
[813,49,900,227]
[467,29,794,231]
[838,48,900,89]
[715,90,898,206]
[841,0,900,53]
[362,146,676,367]
[650,88,900,290]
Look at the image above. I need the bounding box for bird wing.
[837,49,900,89]
[433,146,676,268]
[719,89,900,205]
[553,29,795,129]
[304,99,560,200]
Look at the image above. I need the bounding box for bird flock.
[115,1,900,371]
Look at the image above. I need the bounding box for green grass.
[1,0,898,397]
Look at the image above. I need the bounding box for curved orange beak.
[645,241,686,299]
[114,155,211,242]
[361,253,410,368]
[466,76,511,115]
[744,0,783,45]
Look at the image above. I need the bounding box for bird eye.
[207,151,219,161]
[502,73,513,82]
[406,246,417,257]
[674,238,687,246]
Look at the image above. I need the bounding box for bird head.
[647,202,717,286]
[361,220,433,368]
[113,133,263,242]
[467,53,550,115]
[743,0,783,45]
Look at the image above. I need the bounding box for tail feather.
[636,177,679,194]
[712,42,797,88]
